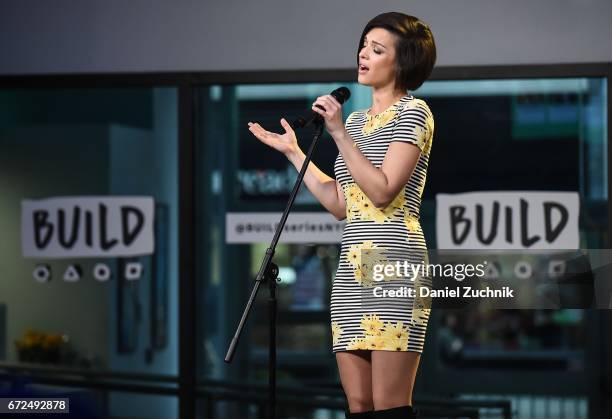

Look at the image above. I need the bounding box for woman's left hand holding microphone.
[311,95,346,137]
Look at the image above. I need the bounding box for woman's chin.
[357,75,371,86]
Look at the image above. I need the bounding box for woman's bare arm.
[332,129,420,208]
[248,118,346,220]
[286,147,346,221]
[310,94,423,209]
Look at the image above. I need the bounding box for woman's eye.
[361,42,381,54]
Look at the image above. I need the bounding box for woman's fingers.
[327,94,341,107]
[248,122,263,138]
[248,121,291,152]
[312,97,328,110]
[279,118,294,134]
[313,96,339,118]
[320,96,339,114]
[248,122,276,147]
[311,104,325,115]
[249,122,271,138]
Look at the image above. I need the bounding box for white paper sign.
[21,196,155,258]
[226,212,345,243]
[436,191,580,249]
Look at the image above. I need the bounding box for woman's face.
[358,27,398,90]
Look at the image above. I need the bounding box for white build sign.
[21,196,155,258]
[436,191,580,249]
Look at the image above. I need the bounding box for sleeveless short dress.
[330,93,434,353]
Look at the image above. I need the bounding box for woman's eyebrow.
[364,37,387,49]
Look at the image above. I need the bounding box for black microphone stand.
[225,118,326,419]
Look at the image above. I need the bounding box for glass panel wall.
[0,73,606,419]
[196,77,607,418]
[0,87,179,419]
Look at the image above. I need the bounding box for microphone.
[290,86,351,129]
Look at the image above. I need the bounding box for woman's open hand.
[248,118,299,157]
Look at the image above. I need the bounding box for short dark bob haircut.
[358,12,436,92]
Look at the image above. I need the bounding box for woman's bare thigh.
[371,350,421,410]
[335,350,374,412]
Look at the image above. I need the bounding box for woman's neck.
[370,86,406,115]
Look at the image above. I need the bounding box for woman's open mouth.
[359,64,369,74]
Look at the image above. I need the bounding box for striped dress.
[330,93,434,353]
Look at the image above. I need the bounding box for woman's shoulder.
[394,96,434,137]
[397,95,432,116]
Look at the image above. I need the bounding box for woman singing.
[248,12,436,419]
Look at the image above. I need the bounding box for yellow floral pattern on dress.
[422,114,434,155]
[362,107,397,136]
[398,98,433,154]
[422,139,431,155]
[411,308,431,328]
[345,240,393,286]
[346,313,411,351]
[382,321,411,350]
[361,313,385,334]
[331,321,343,345]
[411,272,432,327]
[343,183,405,223]
[414,125,428,151]
[354,263,374,286]
[404,211,421,233]
[347,240,375,286]
[406,99,420,110]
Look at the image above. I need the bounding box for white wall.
[0,0,611,76]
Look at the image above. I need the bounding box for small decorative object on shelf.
[14,328,70,365]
